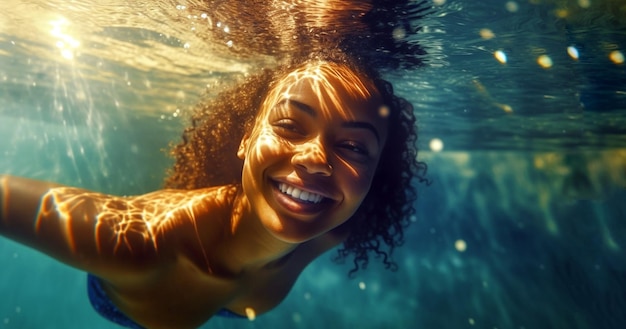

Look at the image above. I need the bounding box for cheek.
[338,167,376,206]
[247,128,287,164]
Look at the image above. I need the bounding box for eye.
[338,141,370,159]
[273,119,305,136]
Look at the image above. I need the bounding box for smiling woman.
[166,50,429,274]
[0,49,427,329]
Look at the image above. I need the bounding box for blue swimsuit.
[87,275,245,329]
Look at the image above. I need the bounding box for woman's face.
[238,62,388,243]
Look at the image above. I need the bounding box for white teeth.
[278,183,324,204]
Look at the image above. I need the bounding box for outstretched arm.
[0,175,168,278]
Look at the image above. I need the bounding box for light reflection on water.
[1,0,625,328]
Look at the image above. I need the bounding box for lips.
[271,180,334,216]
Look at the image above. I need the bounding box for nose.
[291,138,333,176]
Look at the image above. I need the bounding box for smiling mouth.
[277,182,325,204]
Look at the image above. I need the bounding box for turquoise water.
[1,0,625,328]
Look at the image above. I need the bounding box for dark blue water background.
[1,0,625,328]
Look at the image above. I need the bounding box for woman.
[0,50,426,328]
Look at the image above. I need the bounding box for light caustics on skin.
[33,186,236,271]
[254,62,383,177]
[238,62,386,239]
[271,62,376,121]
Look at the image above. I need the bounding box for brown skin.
[0,62,387,329]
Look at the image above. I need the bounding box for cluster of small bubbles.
[429,138,444,152]
[183,42,190,49]
[226,40,234,48]
[454,239,467,252]
[537,54,553,69]
[358,281,366,290]
[175,4,186,10]
[567,46,579,60]
[494,50,507,64]
[479,28,495,40]
[609,50,624,64]
[505,1,519,13]
[172,109,181,118]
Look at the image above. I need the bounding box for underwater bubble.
[578,0,591,9]
[537,55,553,68]
[358,282,366,290]
[479,28,495,40]
[392,27,407,40]
[609,50,624,64]
[505,1,519,13]
[567,46,579,60]
[494,50,507,64]
[455,239,467,252]
[292,312,302,323]
[469,318,475,325]
[429,138,444,152]
[433,0,446,6]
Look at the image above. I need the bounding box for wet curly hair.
[164,51,428,275]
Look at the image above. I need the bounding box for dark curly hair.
[164,50,428,275]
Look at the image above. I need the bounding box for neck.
[215,188,297,275]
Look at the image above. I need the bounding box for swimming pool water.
[1,0,625,328]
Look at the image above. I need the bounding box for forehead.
[262,62,383,121]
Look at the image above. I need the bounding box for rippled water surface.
[1,0,625,328]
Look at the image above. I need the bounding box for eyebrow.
[285,99,316,117]
[285,100,380,143]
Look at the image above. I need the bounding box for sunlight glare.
[49,17,80,60]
